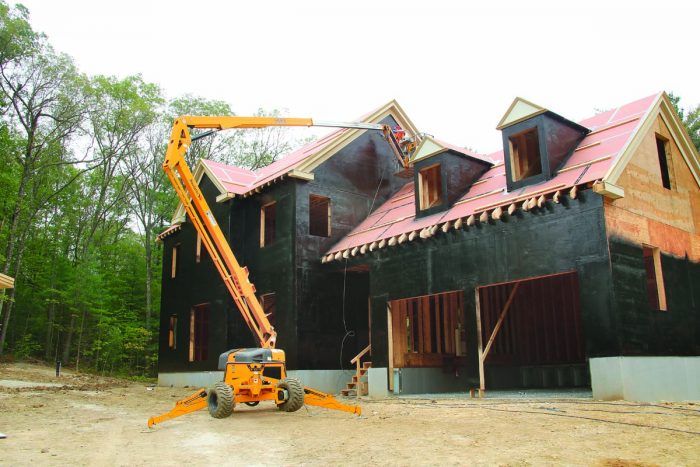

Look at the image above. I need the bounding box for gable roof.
[496,97,547,130]
[171,100,419,223]
[324,92,699,262]
[412,136,496,165]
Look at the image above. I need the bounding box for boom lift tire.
[208,382,234,418]
[276,378,304,412]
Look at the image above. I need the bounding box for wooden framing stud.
[441,221,451,233]
[342,249,350,259]
[369,241,378,252]
[507,203,517,215]
[408,231,417,241]
[398,232,408,244]
[467,214,475,226]
[570,185,578,199]
[537,195,546,208]
[378,238,386,249]
[419,228,430,239]
[334,251,343,261]
[351,246,359,256]
[360,244,368,254]
[479,211,489,223]
[527,197,537,210]
[321,256,327,264]
[454,217,463,230]
[553,190,561,204]
[521,199,530,211]
[388,236,397,247]
[429,225,439,235]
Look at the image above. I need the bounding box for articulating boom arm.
[163,116,407,349]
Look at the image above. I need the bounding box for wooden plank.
[475,288,485,391]
[422,296,431,354]
[444,293,453,354]
[482,282,521,362]
[387,304,394,392]
[434,294,442,354]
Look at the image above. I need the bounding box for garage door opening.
[476,271,586,391]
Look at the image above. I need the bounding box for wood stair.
[341,361,371,397]
[340,344,372,398]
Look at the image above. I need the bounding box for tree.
[668,92,700,153]
[0,42,86,353]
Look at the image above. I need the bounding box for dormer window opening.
[418,164,443,210]
[509,128,542,181]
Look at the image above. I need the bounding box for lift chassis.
[148,116,408,426]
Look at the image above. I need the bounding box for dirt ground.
[0,363,698,466]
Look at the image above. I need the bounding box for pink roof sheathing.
[323,93,661,258]
[201,128,350,196]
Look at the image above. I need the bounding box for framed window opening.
[260,201,277,247]
[418,164,443,210]
[508,127,542,182]
[260,292,276,326]
[655,135,673,190]
[309,194,331,237]
[171,244,180,278]
[643,245,667,311]
[189,303,210,362]
[168,315,177,350]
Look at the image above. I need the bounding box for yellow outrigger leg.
[148,388,208,428]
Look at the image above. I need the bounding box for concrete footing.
[590,356,700,402]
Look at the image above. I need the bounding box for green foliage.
[14,333,40,359]
[668,92,700,153]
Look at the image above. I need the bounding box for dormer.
[497,97,590,191]
[411,137,493,218]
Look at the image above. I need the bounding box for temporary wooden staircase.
[341,344,371,397]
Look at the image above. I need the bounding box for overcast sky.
[19,0,700,153]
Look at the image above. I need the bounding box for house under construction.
[157,92,700,401]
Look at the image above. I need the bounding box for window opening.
[655,136,672,190]
[309,194,331,237]
[260,202,276,247]
[171,244,180,278]
[189,304,210,361]
[168,315,177,350]
[260,292,276,326]
[509,127,542,181]
[418,164,443,210]
[643,246,667,311]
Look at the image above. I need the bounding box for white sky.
[19,0,700,153]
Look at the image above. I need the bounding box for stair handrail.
[350,344,371,365]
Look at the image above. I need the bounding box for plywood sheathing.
[604,113,700,261]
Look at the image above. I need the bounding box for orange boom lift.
[148,116,410,427]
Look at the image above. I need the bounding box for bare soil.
[1,363,698,466]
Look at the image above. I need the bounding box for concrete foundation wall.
[368,367,389,398]
[158,369,354,394]
[158,371,224,388]
[393,367,470,394]
[590,357,700,402]
[286,369,355,394]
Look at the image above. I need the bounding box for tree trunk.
[145,229,152,328]
[75,308,87,372]
[0,245,25,355]
[0,161,31,333]
[45,300,56,360]
[61,314,75,364]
